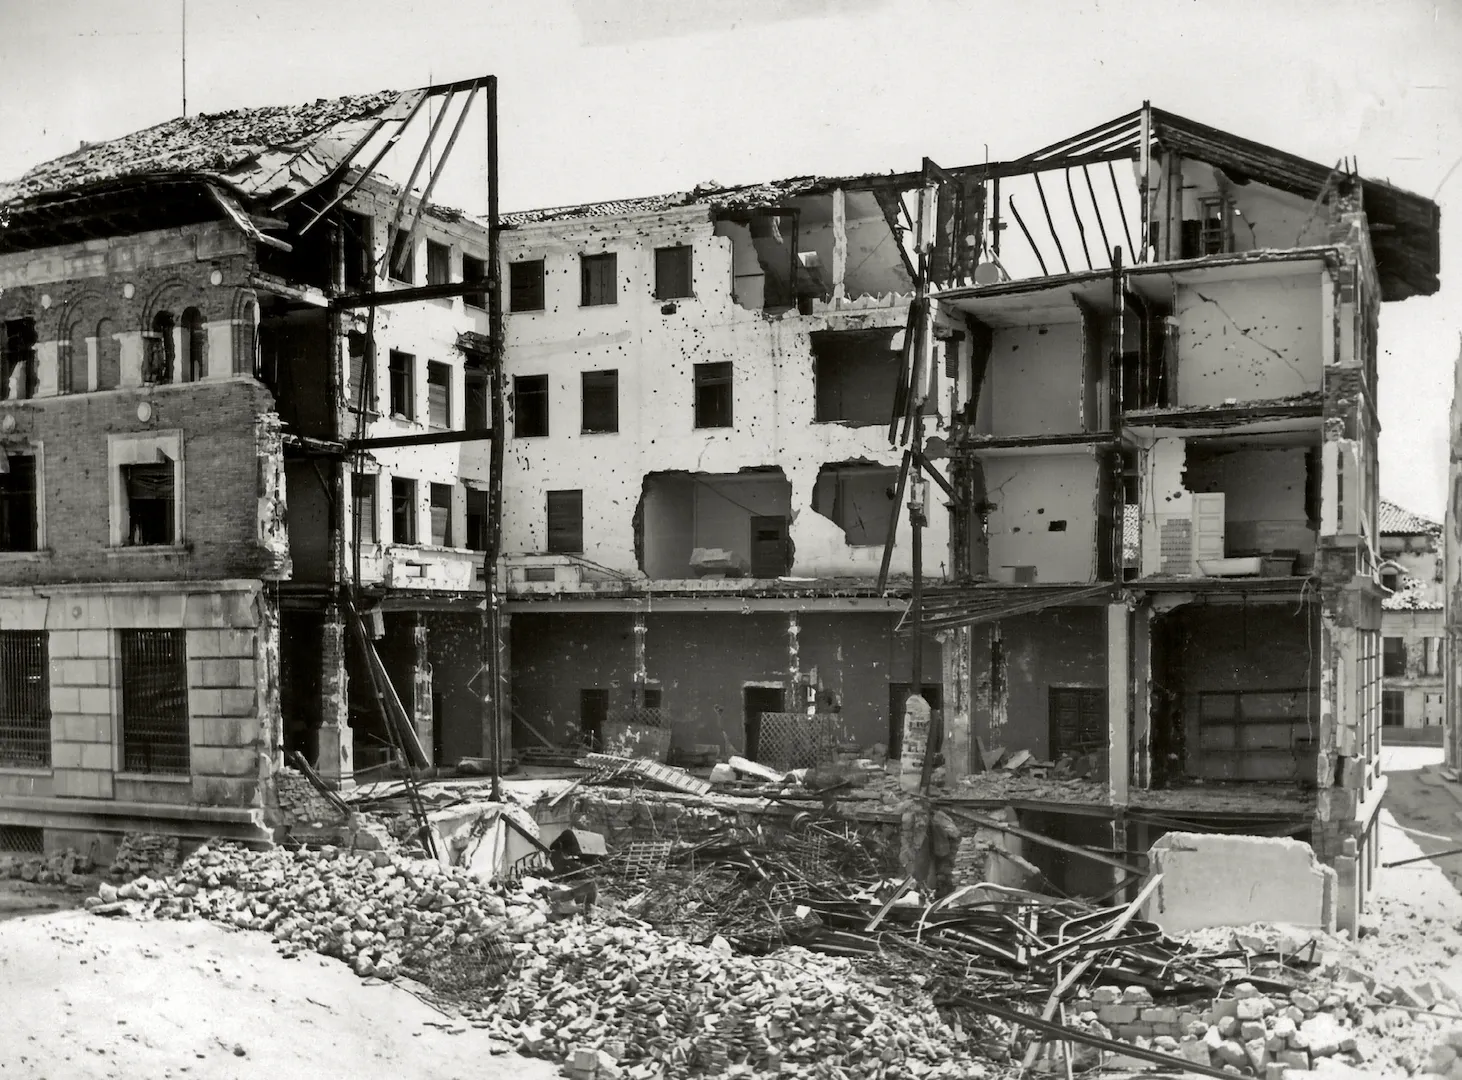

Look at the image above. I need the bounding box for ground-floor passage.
[0,581,274,853]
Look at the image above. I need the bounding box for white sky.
[1,0,1458,518]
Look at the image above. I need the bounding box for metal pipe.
[1108,161,1136,258]
[483,77,504,802]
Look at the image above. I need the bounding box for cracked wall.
[1173,270,1323,406]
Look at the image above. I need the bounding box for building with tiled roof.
[1379,499,1445,735]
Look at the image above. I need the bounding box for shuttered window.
[1049,687,1106,758]
[427,362,451,429]
[580,253,617,307]
[547,490,583,554]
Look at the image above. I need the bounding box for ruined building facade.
[925,107,1439,911]
[0,84,500,851]
[497,181,944,759]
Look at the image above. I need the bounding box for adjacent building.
[0,81,501,852]
[1377,500,1444,736]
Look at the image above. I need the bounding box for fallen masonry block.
[1143,833,1337,934]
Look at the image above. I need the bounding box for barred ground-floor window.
[0,630,49,767]
[119,629,189,774]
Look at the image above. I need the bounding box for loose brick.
[1099,1004,1139,1025]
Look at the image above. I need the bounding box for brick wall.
[0,379,287,584]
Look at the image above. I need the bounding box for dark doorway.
[579,689,608,750]
[750,515,790,577]
[888,682,942,759]
[742,685,784,762]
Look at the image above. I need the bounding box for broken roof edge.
[500,170,922,227]
[932,246,1338,304]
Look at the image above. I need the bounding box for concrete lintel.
[504,596,908,614]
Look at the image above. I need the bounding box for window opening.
[352,473,377,544]
[581,370,619,434]
[144,311,175,384]
[427,361,451,429]
[547,490,583,553]
[654,245,693,300]
[391,477,417,544]
[429,483,453,547]
[694,362,733,428]
[0,631,49,767]
[514,374,549,437]
[0,453,38,552]
[122,462,175,546]
[388,350,415,420]
[509,259,544,312]
[120,629,189,775]
[580,253,617,307]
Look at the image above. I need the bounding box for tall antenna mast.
[181,0,188,117]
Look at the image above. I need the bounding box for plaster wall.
[1144,832,1336,934]
[1176,161,1332,253]
[983,323,1085,436]
[493,206,938,583]
[1381,608,1446,729]
[983,452,1101,583]
[978,607,1107,761]
[509,610,941,751]
[1184,445,1315,556]
[336,189,493,590]
[1174,271,1322,405]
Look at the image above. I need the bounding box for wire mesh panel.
[120,629,189,775]
[0,630,49,767]
[755,712,841,772]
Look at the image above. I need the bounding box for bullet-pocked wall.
[1172,267,1324,406]
[509,609,941,752]
[494,201,942,583]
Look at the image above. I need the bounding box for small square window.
[580,253,617,307]
[426,240,451,287]
[514,374,549,438]
[388,230,415,284]
[122,462,175,546]
[352,472,377,544]
[547,490,583,554]
[509,259,544,312]
[427,361,452,430]
[655,245,693,300]
[429,483,453,547]
[463,255,488,309]
[694,362,733,428]
[581,370,619,434]
[391,477,417,545]
[388,350,415,420]
[0,452,38,552]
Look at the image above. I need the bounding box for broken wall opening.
[811,462,899,546]
[280,610,325,766]
[1149,599,1320,786]
[811,328,900,426]
[982,452,1102,584]
[638,468,794,579]
[258,302,334,438]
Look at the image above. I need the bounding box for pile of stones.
[89,841,989,1079]
[108,832,181,880]
[1419,1029,1462,1080]
[0,848,93,886]
[1068,982,1371,1078]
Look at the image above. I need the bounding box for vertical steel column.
[481,77,505,801]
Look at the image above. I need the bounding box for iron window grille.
[120,629,189,775]
[0,631,49,767]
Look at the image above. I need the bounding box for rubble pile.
[0,848,93,886]
[86,841,989,1078]
[108,831,181,880]
[274,767,351,828]
[466,924,990,1078]
[1422,1029,1462,1080]
[90,842,514,983]
[1067,982,1371,1077]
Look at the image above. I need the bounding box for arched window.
[67,321,89,393]
[1380,565,1401,593]
[95,318,120,390]
[145,311,175,384]
[180,308,206,382]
